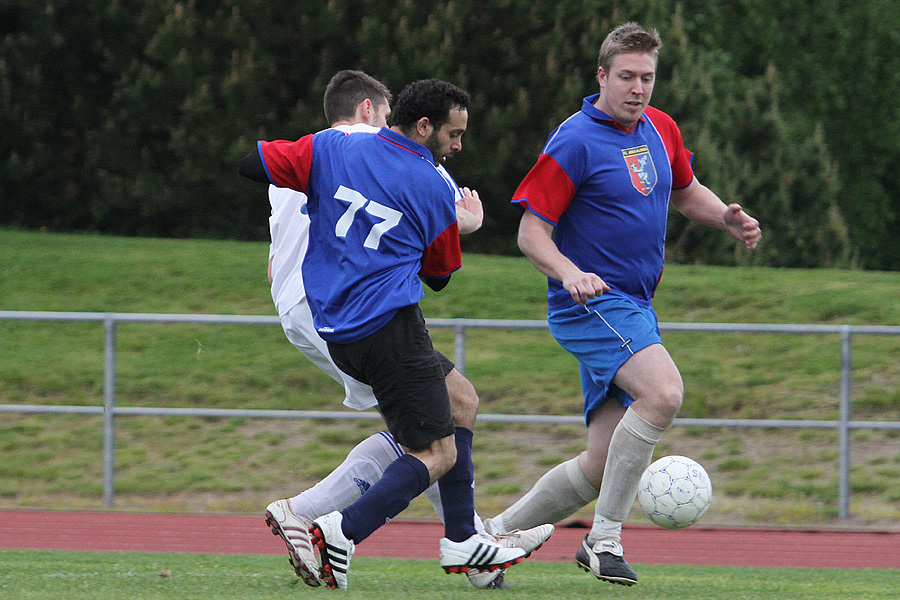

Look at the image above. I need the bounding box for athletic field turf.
[3,549,899,600]
[2,511,898,599]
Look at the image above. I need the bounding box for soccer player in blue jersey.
[240,79,536,590]
[482,23,762,586]
[261,70,550,590]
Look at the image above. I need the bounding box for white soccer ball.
[638,455,712,529]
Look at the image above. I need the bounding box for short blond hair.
[597,22,662,72]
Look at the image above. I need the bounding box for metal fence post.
[102,316,117,508]
[838,325,852,519]
[454,324,467,376]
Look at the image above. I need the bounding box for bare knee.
[408,435,458,485]
[577,450,604,489]
[446,368,478,429]
[429,437,457,482]
[660,383,683,419]
[641,383,683,427]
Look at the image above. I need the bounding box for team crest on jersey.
[622,145,657,196]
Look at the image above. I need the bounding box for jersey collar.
[377,126,437,164]
[581,94,645,132]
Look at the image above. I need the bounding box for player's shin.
[590,407,664,543]
[485,456,596,535]
[437,427,477,542]
[339,453,430,543]
[289,431,398,520]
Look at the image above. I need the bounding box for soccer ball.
[638,455,712,529]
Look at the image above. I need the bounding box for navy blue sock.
[438,427,477,542]
[339,453,430,544]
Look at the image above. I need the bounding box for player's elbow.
[517,225,545,263]
[516,227,530,255]
[239,149,268,183]
[421,274,451,292]
[516,211,551,258]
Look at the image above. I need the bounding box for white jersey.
[268,185,311,318]
[267,123,462,409]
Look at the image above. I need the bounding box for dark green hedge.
[2,0,897,269]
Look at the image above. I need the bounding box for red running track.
[1,510,898,570]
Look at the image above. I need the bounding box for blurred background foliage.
[1,0,898,269]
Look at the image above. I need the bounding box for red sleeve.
[420,222,462,278]
[259,134,313,192]
[669,136,694,189]
[644,106,694,189]
[511,154,577,225]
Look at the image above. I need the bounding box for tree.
[657,7,852,266]
[0,0,895,268]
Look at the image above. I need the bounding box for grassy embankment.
[1,228,898,528]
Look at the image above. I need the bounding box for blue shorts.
[548,291,662,425]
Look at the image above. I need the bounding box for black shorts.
[327,304,455,450]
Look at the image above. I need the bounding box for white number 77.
[333,185,403,250]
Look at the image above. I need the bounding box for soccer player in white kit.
[261,70,551,589]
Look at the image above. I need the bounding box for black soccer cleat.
[574,535,637,586]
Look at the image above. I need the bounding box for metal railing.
[2,310,899,518]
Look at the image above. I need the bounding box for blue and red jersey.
[258,127,461,343]
[513,94,694,310]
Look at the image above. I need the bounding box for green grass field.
[2,550,899,600]
[1,228,899,527]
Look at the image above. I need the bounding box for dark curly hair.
[390,79,470,132]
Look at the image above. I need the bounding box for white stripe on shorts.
[584,305,636,355]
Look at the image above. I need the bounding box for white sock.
[486,456,597,534]
[590,407,664,543]
[423,482,444,523]
[588,515,623,550]
[289,431,402,520]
